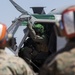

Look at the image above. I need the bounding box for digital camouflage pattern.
[46,48,75,75]
[56,48,75,75]
[0,49,35,75]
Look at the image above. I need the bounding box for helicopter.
[7,0,61,54]
[7,0,69,72]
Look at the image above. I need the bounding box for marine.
[39,6,75,75]
[0,23,35,75]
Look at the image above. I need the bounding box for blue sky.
[0,0,75,28]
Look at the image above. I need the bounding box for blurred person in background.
[0,23,35,75]
[39,6,75,75]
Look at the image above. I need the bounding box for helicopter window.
[14,26,26,46]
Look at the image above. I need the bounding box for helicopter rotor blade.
[9,0,29,15]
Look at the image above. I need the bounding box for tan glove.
[27,21,33,29]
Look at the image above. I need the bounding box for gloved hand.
[27,21,33,29]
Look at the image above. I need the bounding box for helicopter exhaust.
[30,7,46,14]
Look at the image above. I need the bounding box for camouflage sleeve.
[55,50,75,75]
[46,49,75,75]
[7,56,35,75]
[0,67,13,75]
[0,56,35,75]
[27,23,44,43]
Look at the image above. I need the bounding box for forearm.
[27,22,44,42]
[29,28,44,42]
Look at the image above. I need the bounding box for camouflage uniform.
[27,23,48,52]
[0,49,35,75]
[55,48,75,75]
[39,41,75,75]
